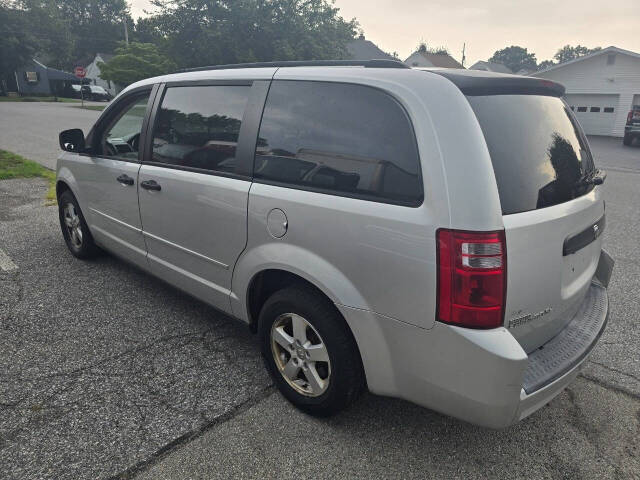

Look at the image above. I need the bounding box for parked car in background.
[55,61,613,428]
[623,105,640,146]
[71,84,112,101]
[83,85,112,102]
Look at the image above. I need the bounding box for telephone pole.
[124,16,129,46]
[461,43,466,68]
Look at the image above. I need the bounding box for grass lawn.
[0,150,56,203]
[74,105,106,111]
[0,96,79,103]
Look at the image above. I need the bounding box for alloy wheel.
[63,203,83,248]
[270,313,331,397]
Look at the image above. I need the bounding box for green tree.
[6,0,75,70]
[553,45,601,64]
[98,42,176,86]
[55,0,131,61]
[537,59,555,71]
[489,46,537,73]
[416,41,449,55]
[145,0,358,69]
[0,2,38,83]
[132,16,163,44]
[9,0,126,69]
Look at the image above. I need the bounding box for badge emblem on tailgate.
[508,307,552,329]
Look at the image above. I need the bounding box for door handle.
[140,179,161,191]
[116,174,134,186]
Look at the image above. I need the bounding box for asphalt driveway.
[0,102,102,169]
[0,107,638,478]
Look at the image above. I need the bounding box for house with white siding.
[532,46,640,137]
[83,53,119,97]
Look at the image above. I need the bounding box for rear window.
[467,95,596,215]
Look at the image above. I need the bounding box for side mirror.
[59,128,86,153]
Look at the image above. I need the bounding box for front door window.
[100,94,150,161]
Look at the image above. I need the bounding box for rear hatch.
[467,93,604,353]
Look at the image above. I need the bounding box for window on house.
[577,107,587,112]
[607,54,616,66]
[25,72,38,83]
[604,107,614,113]
[590,107,601,112]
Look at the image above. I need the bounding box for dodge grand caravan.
[56,60,614,428]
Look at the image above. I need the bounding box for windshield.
[467,94,596,215]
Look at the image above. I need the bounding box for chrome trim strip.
[147,253,232,296]
[90,208,142,233]
[143,231,229,270]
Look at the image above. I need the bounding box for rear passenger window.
[254,81,423,205]
[151,85,250,174]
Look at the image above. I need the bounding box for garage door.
[564,94,619,136]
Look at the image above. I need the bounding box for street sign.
[74,66,86,78]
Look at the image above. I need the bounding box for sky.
[129,0,640,66]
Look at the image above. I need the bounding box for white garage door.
[564,94,619,136]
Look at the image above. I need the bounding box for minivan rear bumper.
[338,254,611,428]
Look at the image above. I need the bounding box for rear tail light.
[436,229,506,329]
[629,111,634,123]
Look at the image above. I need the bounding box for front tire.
[259,285,365,416]
[58,190,100,259]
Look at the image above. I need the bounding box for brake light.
[629,111,633,123]
[436,229,506,329]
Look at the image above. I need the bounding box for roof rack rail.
[178,59,410,73]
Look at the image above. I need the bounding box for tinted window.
[100,94,150,161]
[254,81,422,205]
[467,95,595,215]
[590,107,601,112]
[152,86,249,174]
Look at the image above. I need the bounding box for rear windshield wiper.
[577,169,607,187]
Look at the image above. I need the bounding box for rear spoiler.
[429,70,565,97]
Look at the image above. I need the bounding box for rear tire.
[258,285,365,416]
[58,190,100,259]
[623,133,633,146]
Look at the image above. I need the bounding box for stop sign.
[74,66,86,78]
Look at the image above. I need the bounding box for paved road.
[0,114,638,478]
[589,135,640,173]
[0,102,102,169]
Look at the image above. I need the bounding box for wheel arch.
[55,165,82,204]
[231,243,370,329]
[246,269,329,333]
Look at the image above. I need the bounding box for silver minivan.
[56,60,613,428]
